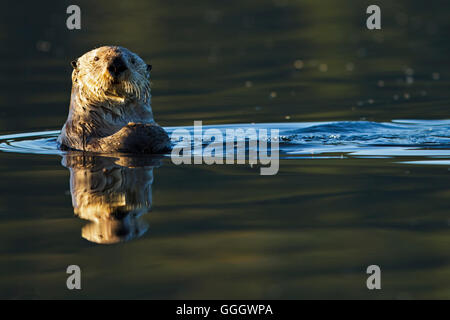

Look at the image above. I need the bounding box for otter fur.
[57,46,171,154]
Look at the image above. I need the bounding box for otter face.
[71,46,152,104]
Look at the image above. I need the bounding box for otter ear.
[147,64,152,72]
[71,59,78,69]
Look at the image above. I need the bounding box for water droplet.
[319,64,328,72]
[432,72,440,80]
[293,60,304,70]
[404,67,414,76]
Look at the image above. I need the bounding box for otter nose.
[108,56,127,77]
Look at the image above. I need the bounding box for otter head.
[71,46,152,105]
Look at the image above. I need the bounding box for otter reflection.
[62,154,162,244]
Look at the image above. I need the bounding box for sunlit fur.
[73,46,151,108]
[58,46,171,154]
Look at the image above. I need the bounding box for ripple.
[0,120,449,163]
[0,131,61,155]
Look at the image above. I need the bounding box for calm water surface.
[0,0,449,299]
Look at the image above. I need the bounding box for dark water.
[0,0,449,299]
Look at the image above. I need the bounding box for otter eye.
[147,64,152,71]
[94,56,99,61]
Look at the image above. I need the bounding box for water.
[0,0,450,299]
[2,120,450,161]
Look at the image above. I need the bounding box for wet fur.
[58,46,171,154]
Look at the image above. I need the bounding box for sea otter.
[57,46,171,154]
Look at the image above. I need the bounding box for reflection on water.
[62,154,161,244]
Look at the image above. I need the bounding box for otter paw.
[116,123,171,154]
